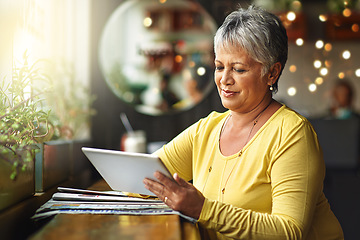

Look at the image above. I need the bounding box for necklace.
[219,100,273,196]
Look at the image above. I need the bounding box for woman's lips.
[221,89,238,97]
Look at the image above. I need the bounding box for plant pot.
[35,140,72,192]
[0,158,35,211]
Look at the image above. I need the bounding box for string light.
[289,65,297,72]
[287,11,296,21]
[320,67,328,76]
[343,8,352,17]
[188,61,195,68]
[313,60,322,69]
[287,87,297,96]
[338,72,345,79]
[342,50,351,60]
[143,17,152,27]
[175,55,183,63]
[319,14,327,22]
[296,38,304,46]
[324,60,331,68]
[197,67,206,76]
[315,40,324,49]
[315,77,323,85]
[292,1,302,10]
[352,24,359,32]
[324,43,332,52]
[355,69,360,77]
[308,83,317,92]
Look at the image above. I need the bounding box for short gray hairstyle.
[214,5,288,93]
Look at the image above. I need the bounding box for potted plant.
[0,51,52,210]
[0,50,97,210]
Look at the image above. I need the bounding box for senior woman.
[143,5,343,240]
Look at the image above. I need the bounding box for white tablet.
[82,147,171,196]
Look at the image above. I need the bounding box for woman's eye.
[215,66,224,71]
[233,68,245,73]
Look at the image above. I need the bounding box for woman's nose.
[220,70,234,85]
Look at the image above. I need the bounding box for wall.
[277,42,360,118]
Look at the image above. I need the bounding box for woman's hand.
[143,171,205,219]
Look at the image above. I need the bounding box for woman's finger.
[143,178,165,196]
[153,171,178,189]
[173,173,189,187]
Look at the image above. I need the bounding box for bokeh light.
[287,87,297,96]
[320,67,328,76]
[319,14,327,22]
[342,50,351,60]
[315,40,324,49]
[324,43,332,52]
[308,83,317,92]
[355,69,360,77]
[287,11,296,21]
[296,38,304,46]
[313,60,322,69]
[338,72,345,79]
[289,65,297,72]
[315,77,323,85]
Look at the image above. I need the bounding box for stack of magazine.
[32,187,196,223]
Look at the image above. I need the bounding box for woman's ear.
[267,62,282,85]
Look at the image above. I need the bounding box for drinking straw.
[120,113,134,133]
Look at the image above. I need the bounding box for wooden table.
[29,180,201,240]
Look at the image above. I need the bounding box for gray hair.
[214,5,288,92]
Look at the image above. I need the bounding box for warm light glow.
[338,72,345,79]
[153,88,160,94]
[324,43,332,52]
[197,67,206,76]
[355,69,360,77]
[315,77,323,85]
[13,29,35,61]
[352,24,359,32]
[159,0,167,3]
[320,67,328,76]
[143,17,152,27]
[287,87,297,96]
[289,65,297,72]
[188,61,195,68]
[24,85,32,100]
[325,60,331,68]
[315,40,324,49]
[309,83,317,92]
[319,14,327,22]
[295,38,304,46]
[313,60,322,69]
[175,55,183,63]
[292,1,302,10]
[287,11,296,21]
[343,8,352,17]
[342,50,351,60]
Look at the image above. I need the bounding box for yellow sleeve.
[155,119,197,181]
[198,120,325,239]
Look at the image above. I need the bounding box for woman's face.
[214,47,271,113]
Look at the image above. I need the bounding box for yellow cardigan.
[156,105,343,240]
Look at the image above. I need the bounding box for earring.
[269,85,274,91]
